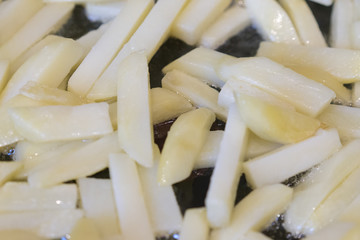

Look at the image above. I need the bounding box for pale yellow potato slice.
[219,57,335,117]
[257,41,360,84]
[0,0,43,45]
[171,0,232,45]
[68,218,101,240]
[303,166,360,234]
[138,152,183,234]
[245,132,282,160]
[235,94,320,144]
[162,70,227,121]
[244,0,300,44]
[330,0,353,49]
[0,182,77,211]
[109,153,154,240]
[75,21,110,55]
[0,95,50,148]
[206,104,248,228]
[84,1,125,23]
[179,208,209,240]
[0,162,22,186]
[15,140,87,179]
[211,184,293,240]
[244,128,341,189]
[68,0,153,97]
[27,132,121,187]
[158,108,215,186]
[302,222,357,240]
[20,81,86,106]
[0,60,10,94]
[279,0,327,47]
[195,130,224,169]
[87,0,188,100]
[0,209,83,239]
[318,104,360,141]
[218,78,296,111]
[284,139,360,235]
[352,81,360,107]
[117,52,153,167]
[151,87,194,125]
[0,37,84,105]
[0,3,75,65]
[9,103,113,142]
[163,47,236,88]
[339,194,360,223]
[200,6,250,49]
[351,21,360,50]
[77,178,121,240]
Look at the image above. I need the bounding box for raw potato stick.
[205,104,248,228]
[117,52,154,168]
[171,0,232,45]
[0,3,75,65]
[68,0,153,97]
[68,218,102,240]
[244,0,301,44]
[109,153,155,240]
[0,162,22,186]
[157,108,215,186]
[279,0,327,47]
[77,178,121,240]
[0,60,9,93]
[179,208,210,240]
[200,6,251,49]
[195,130,224,169]
[162,70,227,121]
[0,0,44,45]
[330,0,353,49]
[163,47,236,88]
[244,128,342,188]
[87,0,188,100]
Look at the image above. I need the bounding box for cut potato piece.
[138,157,183,234]
[179,208,209,240]
[162,70,227,121]
[302,222,356,240]
[200,6,250,49]
[15,140,87,179]
[0,37,84,105]
[318,104,360,141]
[84,1,125,23]
[303,166,360,234]
[0,60,10,94]
[330,0,353,49]
[206,104,248,227]
[339,194,360,224]
[158,108,215,186]
[68,218,101,240]
[0,182,77,211]
[68,0,153,97]
[117,52,153,167]
[351,21,360,50]
[0,161,22,186]
[76,21,110,56]
[245,132,282,160]
[0,3,74,64]
[77,178,121,240]
[211,184,293,240]
[279,0,326,47]
[151,87,193,125]
[244,128,341,188]
[218,78,296,111]
[109,153,154,240]
[257,41,360,84]
[244,0,300,44]
[0,0,43,45]
[87,0,188,101]
[9,103,113,142]
[284,139,360,235]
[0,209,83,239]
[163,47,236,88]
[20,81,86,106]
[28,132,121,187]
[171,0,231,45]
[219,57,335,117]
[235,94,320,144]
[195,130,224,169]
